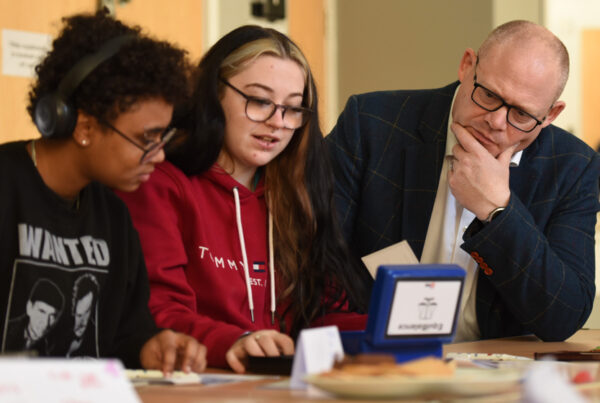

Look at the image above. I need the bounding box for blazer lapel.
[403,83,457,258]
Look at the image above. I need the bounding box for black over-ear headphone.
[34,35,135,139]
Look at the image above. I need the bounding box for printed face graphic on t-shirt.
[2,224,107,358]
[26,300,58,340]
[73,292,93,338]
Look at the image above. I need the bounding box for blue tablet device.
[341,264,465,362]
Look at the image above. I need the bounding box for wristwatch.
[482,207,505,224]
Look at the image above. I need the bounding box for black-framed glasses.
[98,118,176,163]
[219,78,312,129]
[472,62,548,133]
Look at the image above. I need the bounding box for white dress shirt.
[420,85,522,342]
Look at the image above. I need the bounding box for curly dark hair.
[27,10,191,136]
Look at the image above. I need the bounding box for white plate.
[305,368,522,399]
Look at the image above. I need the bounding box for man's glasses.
[220,78,312,130]
[98,118,176,163]
[471,63,548,133]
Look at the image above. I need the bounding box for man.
[0,10,206,374]
[5,278,64,354]
[326,20,600,342]
[67,274,99,357]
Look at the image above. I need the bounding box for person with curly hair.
[0,10,206,374]
[118,25,373,372]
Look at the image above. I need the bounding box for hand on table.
[448,122,516,220]
[140,329,207,376]
[226,329,295,373]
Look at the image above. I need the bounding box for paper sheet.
[361,240,419,278]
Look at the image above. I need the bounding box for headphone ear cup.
[34,94,77,139]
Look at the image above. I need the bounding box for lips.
[469,127,496,147]
[252,134,280,149]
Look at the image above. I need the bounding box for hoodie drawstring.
[233,186,276,325]
[268,212,275,325]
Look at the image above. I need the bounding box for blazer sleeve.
[325,95,365,244]
[461,149,600,341]
[117,167,249,368]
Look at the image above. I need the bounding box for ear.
[541,100,566,128]
[72,111,93,147]
[458,48,477,83]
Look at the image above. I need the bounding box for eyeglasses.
[98,118,176,163]
[220,78,312,130]
[471,62,548,133]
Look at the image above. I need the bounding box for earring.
[81,139,88,146]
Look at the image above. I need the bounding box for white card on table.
[289,325,344,389]
[0,358,140,403]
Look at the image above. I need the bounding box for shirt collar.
[445,84,522,167]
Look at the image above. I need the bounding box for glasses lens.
[246,98,276,122]
[140,128,176,163]
[282,107,307,129]
[245,98,310,130]
[507,108,538,132]
[472,86,502,110]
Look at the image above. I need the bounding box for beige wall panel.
[114,0,203,62]
[0,0,96,144]
[288,0,326,130]
[582,29,600,150]
[336,0,492,117]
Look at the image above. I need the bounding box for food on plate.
[322,356,456,378]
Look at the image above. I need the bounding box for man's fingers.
[451,122,486,154]
[497,142,520,166]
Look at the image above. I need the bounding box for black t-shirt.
[0,141,158,367]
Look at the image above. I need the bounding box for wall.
[0,0,204,145]
[0,0,96,144]
[334,0,493,132]
[545,0,600,143]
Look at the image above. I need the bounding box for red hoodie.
[118,161,366,368]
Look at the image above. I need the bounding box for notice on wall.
[2,29,52,78]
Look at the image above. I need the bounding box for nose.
[485,106,508,131]
[143,147,165,165]
[265,106,286,129]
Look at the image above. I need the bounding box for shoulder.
[0,141,28,167]
[139,160,191,196]
[528,125,599,166]
[342,82,458,118]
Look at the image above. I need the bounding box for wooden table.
[136,329,600,403]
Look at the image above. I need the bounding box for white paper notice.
[0,358,140,403]
[386,280,462,336]
[2,29,52,78]
[361,240,419,278]
[289,326,344,389]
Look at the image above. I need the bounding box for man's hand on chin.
[448,122,516,220]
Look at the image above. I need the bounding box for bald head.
[478,20,569,101]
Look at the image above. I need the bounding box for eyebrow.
[244,82,303,99]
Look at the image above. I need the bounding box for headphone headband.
[56,35,135,98]
[34,34,135,139]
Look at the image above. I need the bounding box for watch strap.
[483,206,505,223]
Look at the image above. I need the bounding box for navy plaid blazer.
[326,82,600,341]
